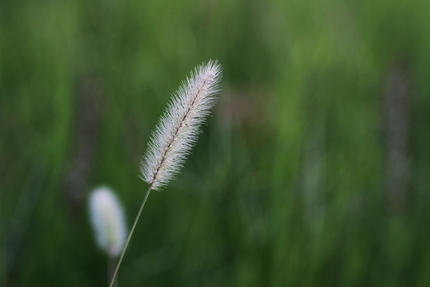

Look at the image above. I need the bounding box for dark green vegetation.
[2,0,430,286]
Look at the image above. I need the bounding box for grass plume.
[141,60,222,190]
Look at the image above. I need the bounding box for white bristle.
[140,60,222,190]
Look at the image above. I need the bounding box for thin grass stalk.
[108,186,152,287]
[108,255,118,287]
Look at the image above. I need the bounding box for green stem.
[108,255,117,287]
[109,186,152,287]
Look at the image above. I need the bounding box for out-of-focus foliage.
[1,0,430,286]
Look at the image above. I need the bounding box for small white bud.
[89,186,127,257]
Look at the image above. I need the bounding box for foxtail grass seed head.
[89,186,127,257]
[140,60,222,190]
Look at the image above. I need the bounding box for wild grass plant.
[105,60,222,286]
[89,186,127,286]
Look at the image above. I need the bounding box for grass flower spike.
[109,60,222,287]
[141,60,222,190]
[89,186,127,257]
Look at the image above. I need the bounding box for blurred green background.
[1,0,430,286]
